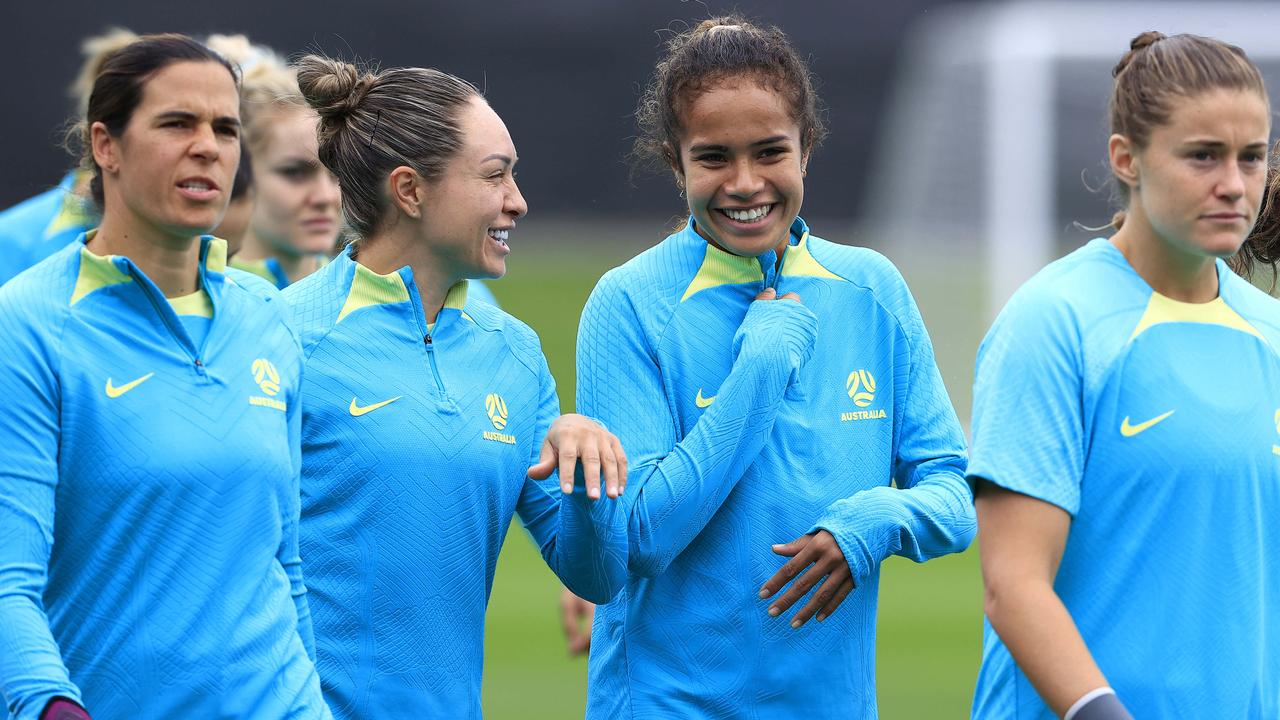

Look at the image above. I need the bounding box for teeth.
[724,205,771,222]
[488,229,509,242]
[179,182,211,191]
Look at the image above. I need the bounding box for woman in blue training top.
[0,28,138,287]
[969,32,1280,720]
[284,55,630,719]
[0,34,330,720]
[576,15,976,718]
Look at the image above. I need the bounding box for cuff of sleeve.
[811,518,874,585]
[1065,687,1130,720]
[41,697,91,720]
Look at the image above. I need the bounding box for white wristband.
[1064,687,1116,720]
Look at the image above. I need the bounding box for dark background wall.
[2,0,961,217]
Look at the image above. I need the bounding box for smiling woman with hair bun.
[284,53,629,719]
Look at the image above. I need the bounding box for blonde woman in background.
[206,34,341,289]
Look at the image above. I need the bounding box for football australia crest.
[249,358,286,412]
[842,368,886,422]
[483,393,516,444]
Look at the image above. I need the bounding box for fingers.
[753,287,777,301]
[601,444,620,499]
[559,588,595,656]
[527,438,557,481]
[612,435,629,495]
[758,534,815,599]
[777,291,801,303]
[765,549,827,618]
[789,566,852,628]
[557,433,584,498]
[816,577,855,623]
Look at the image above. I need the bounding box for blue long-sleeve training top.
[284,247,627,719]
[0,233,330,719]
[0,172,97,287]
[578,217,975,719]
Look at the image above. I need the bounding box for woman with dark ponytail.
[1232,143,1280,288]
[284,55,629,719]
[0,34,330,720]
[970,31,1280,719]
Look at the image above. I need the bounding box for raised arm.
[577,279,817,578]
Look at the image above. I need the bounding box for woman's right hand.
[733,286,818,376]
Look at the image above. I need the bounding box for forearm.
[813,470,975,581]
[0,595,81,720]
[528,485,629,604]
[986,577,1108,717]
[626,350,794,577]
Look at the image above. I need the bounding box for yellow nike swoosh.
[105,373,154,398]
[695,389,716,408]
[1120,410,1175,437]
[349,396,402,417]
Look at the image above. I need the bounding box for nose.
[505,177,528,219]
[311,170,341,208]
[189,123,220,161]
[724,157,764,198]
[1217,160,1247,201]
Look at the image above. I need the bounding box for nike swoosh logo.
[105,373,154,398]
[1120,410,1175,437]
[349,396,402,417]
[695,389,716,408]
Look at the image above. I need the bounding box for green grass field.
[481,225,985,718]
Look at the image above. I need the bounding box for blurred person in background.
[576,15,975,718]
[211,139,256,256]
[0,28,137,286]
[286,54,629,718]
[205,34,340,289]
[970,32,1279,720]
[0,34,330,720]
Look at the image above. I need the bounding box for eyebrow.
[481,153,515,166]
[1183,138,1269,148]
[688,135,792,153]
[154,110,242,128]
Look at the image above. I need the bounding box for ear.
[1108,133,1140,190]
[663,141,686,192]
[800,148,811,177]
[387,166,424,219]
[90,121,119,176]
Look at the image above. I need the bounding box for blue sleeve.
[966,283,1085,514]
[812,280,975,582]
[278,352,315,660]
[576,277,818,578]
[515,350,629,604]
[0,298,82,719]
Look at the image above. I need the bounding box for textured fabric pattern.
[969,239,1280,719]
[579,217,974,718]
[0,235,329,720]
[285,248,626,719]
[0,173,97,287]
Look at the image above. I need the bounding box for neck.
[90,212,202,297]
[1111,208,1219,303]
[357,220,459,324]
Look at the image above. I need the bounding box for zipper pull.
[424,334,432,345]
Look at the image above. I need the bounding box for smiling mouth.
[488,228,510,250]
[718,204,774,224]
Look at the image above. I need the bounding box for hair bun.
[296,55,373,122]
[1130,31,1167,52]
[1113,31,1167,77]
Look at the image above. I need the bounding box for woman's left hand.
[527,414,628,500]
[758,530,855,628]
